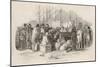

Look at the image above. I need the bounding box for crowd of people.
[15,23,93,52]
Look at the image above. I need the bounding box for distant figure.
[40,26,45,34]
[32,24,41,51]
[15,24,28,50]
[86,26,92,47]
[27,24,33,49]
[23,23,28,49]
[45,24,50,32]
[88,26,92,45]
[77,29,83,49]
[23,24,29,49]
[71,26,77,50]
[82,26,87,48]
[54,31,60,41]
[60,26,66,32]
[41,24,45,29]
[40,25,45,43]
[19,27,26,50]
[15,27,21,50]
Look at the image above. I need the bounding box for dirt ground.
[12,43,95,66]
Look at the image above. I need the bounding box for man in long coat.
[71,26,77,50]
[32,24,41,51]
